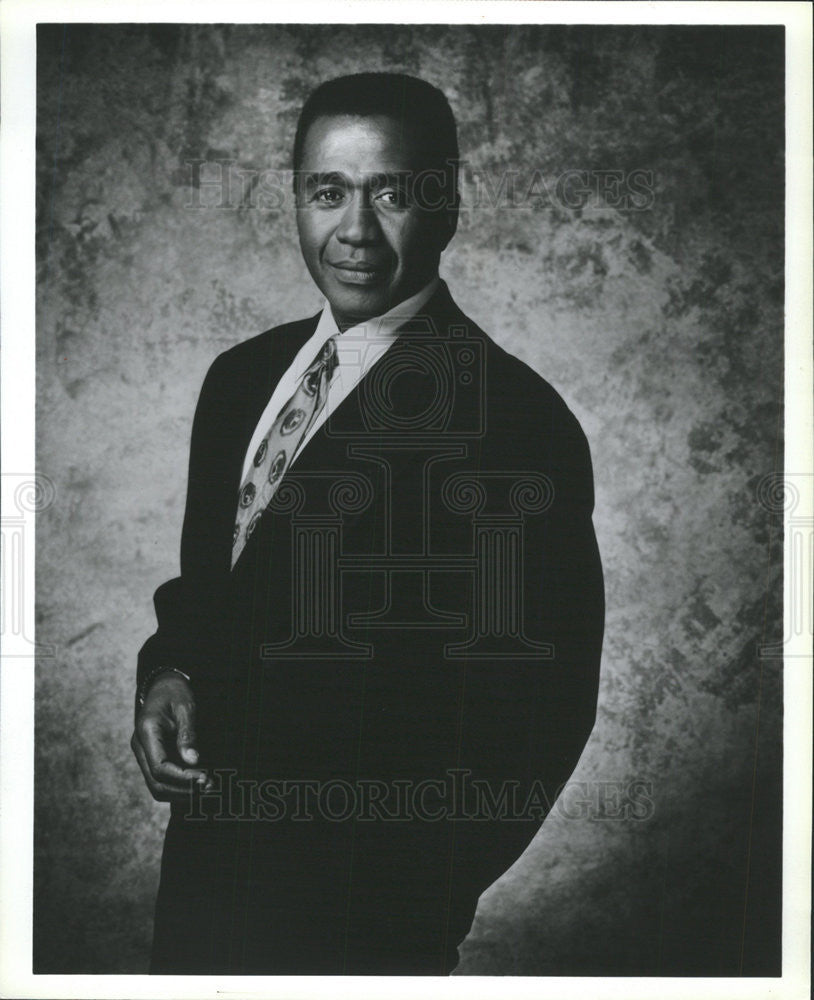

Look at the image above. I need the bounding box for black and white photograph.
[1,1,811,996]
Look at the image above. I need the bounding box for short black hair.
[293,72,459,211]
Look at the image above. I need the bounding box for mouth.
[328,261,390,286]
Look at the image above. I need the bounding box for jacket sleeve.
[135,351,236,713]
[452,396,605,897]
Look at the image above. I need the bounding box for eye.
[375,188,409,208]
[313,187,345,205]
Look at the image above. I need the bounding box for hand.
[131,671,211,801]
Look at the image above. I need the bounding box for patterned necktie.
[231,335,339,568]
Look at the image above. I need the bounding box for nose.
[335,193,381,246]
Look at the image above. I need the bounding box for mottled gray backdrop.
[34,24,783,975]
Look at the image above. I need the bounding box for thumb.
[175,702,199,765]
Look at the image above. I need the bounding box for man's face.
[295,114,455,329]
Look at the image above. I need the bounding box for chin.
[329,285,393,322]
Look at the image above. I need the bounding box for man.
[132,72,604,975]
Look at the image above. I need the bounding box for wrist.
[137,666,191,710]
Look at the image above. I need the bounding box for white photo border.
[2,2,811,998]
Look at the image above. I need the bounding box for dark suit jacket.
[138,281,604,974]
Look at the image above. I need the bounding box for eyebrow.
[300,171,347,187]
[298,171,412,188]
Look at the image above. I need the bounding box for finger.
[174,701,199,766]
[132,734,199,801]
[152,758,208,787]
[138,716,207,788]
[138,713,174,771]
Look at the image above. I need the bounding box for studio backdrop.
[34,23,783,975]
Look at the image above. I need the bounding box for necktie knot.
[303,335,338,396]
[320,336,337,364]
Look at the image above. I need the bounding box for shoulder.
[449,297,588,444]
[184,312,320,428]
[192,313,321,412]
[206,312,321,379]
[445,294,595,505]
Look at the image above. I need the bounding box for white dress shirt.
[240,277,440,482]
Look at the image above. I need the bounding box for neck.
[331,309,366,333]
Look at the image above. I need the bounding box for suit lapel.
[228,313,322,487]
